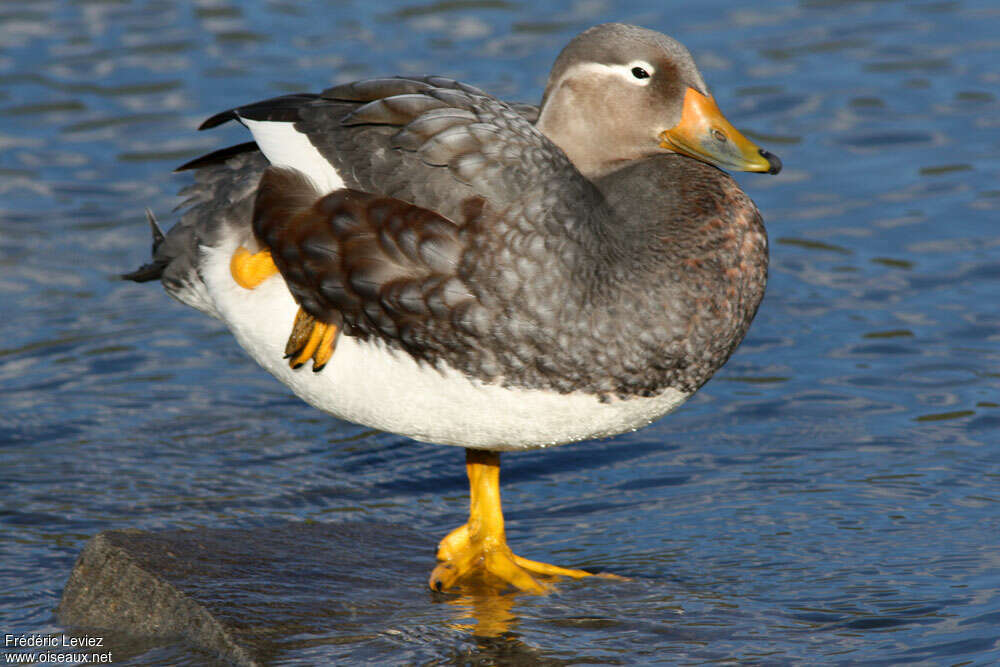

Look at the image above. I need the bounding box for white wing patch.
[239,117,345,194]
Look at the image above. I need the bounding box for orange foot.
[230,247,337,372]
[230,246,277,289]
[284,307,338,371]
[429,450,599,594]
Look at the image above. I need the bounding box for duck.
[125,23,781,594]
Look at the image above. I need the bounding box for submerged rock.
[58,522,433,665]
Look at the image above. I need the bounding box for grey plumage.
[122,23,782,595]
[130,25,771,400]
[132,151,267,318]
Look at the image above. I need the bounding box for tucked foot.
[284,307,338,371]
[428,449,598,594]
[230,247,338,371]
[230,246,278,289]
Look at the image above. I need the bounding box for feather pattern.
[138,74,767,400]
[252,167,478,355]
[124,23,782,452]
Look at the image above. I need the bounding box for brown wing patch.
[251,166,476,358]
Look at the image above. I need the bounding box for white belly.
[194,117,689,449]
[199,234,690,451]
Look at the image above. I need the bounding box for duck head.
[536,23,781,178]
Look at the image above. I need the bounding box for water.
[2,0,998,663]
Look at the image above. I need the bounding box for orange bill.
[659,88,781,174]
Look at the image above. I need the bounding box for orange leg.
[429,450,597,594]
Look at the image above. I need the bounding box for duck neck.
[537,87,629,179]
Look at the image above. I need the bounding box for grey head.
[536,23,781,178]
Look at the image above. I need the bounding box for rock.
[57,522,434,665]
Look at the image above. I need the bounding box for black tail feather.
[197,93,319,130]
[147,208,165,247]
[197,108,238,131]
[122,209,168,282]
[176,141,259,172]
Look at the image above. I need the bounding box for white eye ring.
[619,60,656,86]
[558,60,658,88]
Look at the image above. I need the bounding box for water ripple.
[1,0,998,663]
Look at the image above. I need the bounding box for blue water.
[2,0,999,663]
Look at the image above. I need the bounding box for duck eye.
[631,67,650,80]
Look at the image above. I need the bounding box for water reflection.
[443,591,520,637]
[2,0,999,663]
